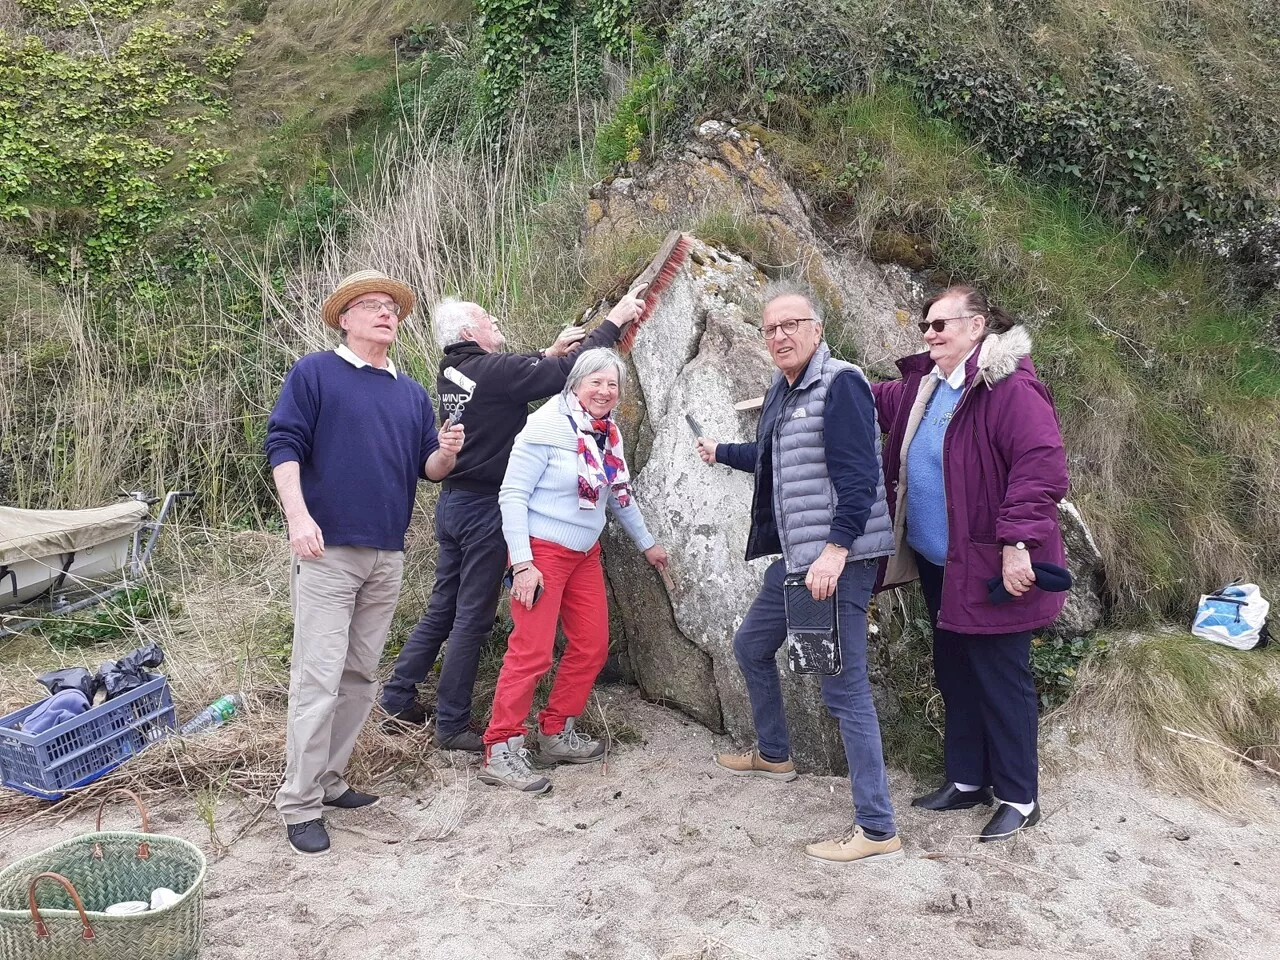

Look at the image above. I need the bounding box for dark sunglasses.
[917,314,978,334]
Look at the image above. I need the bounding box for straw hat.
[320,270,416,331]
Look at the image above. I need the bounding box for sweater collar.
[335,344,397,378]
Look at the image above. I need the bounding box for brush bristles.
[618,236,693,352]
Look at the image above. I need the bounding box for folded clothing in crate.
[20,690,90,736]
[0,673,175,800]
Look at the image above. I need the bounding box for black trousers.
[916,555,1039,804]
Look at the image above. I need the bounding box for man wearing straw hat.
[266,269,464,857]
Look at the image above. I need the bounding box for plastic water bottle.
[180,693,244,735]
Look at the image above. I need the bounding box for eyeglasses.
[762,318,816,340]
[345,298,402,317]
[917,315,978,334]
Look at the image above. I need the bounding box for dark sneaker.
[286,818,330,856]
[382,702,428,730]
[435,727,484,753]
[478,736,552,794]
[532,717,605,765]
[322,788,380,810]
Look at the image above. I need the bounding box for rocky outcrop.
[585,120,921,377]
[599,237,852,773]
[1053,501,1106,636]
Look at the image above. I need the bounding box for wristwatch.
[1012,541,1027,551]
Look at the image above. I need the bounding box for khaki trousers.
[275,545,405,824]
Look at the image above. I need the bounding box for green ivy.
[1031,634,1108,712]
[477,0,568,117]
[591,0,634,59]
[0,7,251,277]
[15,0,165,28]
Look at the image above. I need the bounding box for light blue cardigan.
[499,394,656,565]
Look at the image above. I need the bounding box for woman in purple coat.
[872,284,1069,842]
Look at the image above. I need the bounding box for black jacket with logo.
[436,322,624,494]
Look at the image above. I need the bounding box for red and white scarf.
[565,394,632,510]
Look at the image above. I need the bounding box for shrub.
[667,0,871,114]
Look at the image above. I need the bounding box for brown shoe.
[805,826,904,864]
[713,748,798,782]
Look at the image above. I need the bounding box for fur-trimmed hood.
[896,325,1033,387]
[972,325,1032,387]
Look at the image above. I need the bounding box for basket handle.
[92,788,151,860]
[28,872,95,941]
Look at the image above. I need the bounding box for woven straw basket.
[0,789,206,959]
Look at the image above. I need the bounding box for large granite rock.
[584,120,920,377]
[599,237,851,773]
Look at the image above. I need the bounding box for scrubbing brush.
[577,230,693,352]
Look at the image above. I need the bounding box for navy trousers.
[916,556,1038,804]
[380,489,507,735]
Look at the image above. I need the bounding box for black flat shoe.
[322,788,380,809]
[911,783,994,811]
[979,802,1040,842]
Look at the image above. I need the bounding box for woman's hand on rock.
[511,564,544,610]
[644,545,669,570]
[1001,545,1035,597]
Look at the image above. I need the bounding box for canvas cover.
[0,501,150,565]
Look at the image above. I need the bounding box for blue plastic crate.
[0,673,175,800]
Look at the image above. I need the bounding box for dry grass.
[0,524,448,835]
[235,114,592,381]
[1064,630,1280,815]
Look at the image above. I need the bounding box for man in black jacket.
[380,291,644,749]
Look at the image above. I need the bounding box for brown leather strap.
[94,788,151,859]
[28,873,94,940]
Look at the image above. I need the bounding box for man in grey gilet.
[694,280,902,865]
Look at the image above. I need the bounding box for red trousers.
[484,538,610,747]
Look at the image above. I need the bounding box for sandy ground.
[4,689,1279,960]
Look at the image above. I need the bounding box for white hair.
[761,278,825,325]
[432,297,481,350]
[563,348,627,400]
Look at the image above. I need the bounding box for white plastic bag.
[1191,581,1270,651]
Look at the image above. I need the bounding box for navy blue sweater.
[716,369,879,555]
[265,351,439,551]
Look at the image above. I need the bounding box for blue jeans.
[733,557,897,834]
[380,489,507,735]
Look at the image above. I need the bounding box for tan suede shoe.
[805,826,904,864]
[713,748,798,782]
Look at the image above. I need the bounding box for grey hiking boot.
[532,717,605,766]
[478,736,552,794]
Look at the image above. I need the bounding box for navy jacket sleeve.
[715,441,758,473]
[265,360,318,468]
[825,372,880,550]
[502,321,624,403]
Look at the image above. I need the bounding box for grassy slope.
[2,0,1278,618]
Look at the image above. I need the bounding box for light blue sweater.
[499,395,656,564]
[905,380,964,567]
